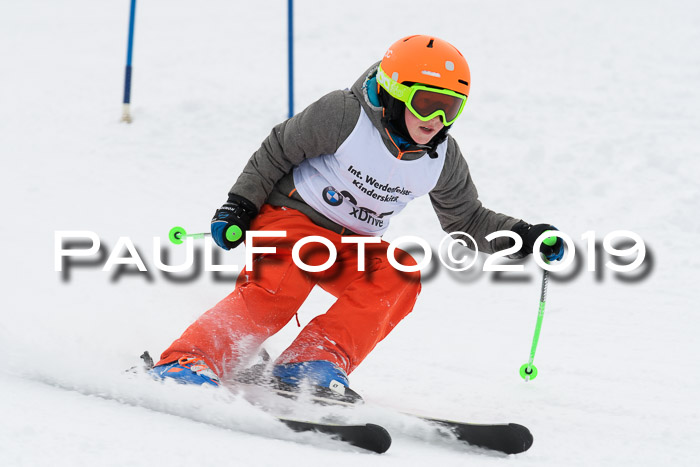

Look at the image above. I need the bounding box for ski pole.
[519,236,557,382]
[168,226,243,245]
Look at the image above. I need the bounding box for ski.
[412,415,533,454]
[278,419,391,454]
[135,352,390,453]
[33,375,392,454]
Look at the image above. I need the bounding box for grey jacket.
[230,63,521,254]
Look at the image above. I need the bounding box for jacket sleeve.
[429,137,522,254]
[229,90,359,208]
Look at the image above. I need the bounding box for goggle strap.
[376,65,412,102]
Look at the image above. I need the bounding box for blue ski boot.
[272,361,363,404]
[150,354,220,387]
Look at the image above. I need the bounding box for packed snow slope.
[1,1,699,466]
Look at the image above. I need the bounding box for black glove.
[511,221,564,261]
[210,194,258,250]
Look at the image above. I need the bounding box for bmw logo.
[322,186,344,206]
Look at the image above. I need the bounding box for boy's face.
[404,107,444,145]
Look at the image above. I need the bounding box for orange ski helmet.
[380,35,470,97]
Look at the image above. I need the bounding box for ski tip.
[506,423,534,454]
[279,419,392,454]
[363,423,392,454]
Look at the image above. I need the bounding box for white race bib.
[293,108,446,235]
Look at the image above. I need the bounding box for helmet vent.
[459,79,469,86]
[427,39,434,48]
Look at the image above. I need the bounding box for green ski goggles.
[377,65,468,126]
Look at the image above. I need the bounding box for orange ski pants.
[158,205,421,379]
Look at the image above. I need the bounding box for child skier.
[151,35,564,400]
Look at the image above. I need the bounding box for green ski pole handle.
[168,226,243,245]
[519,234,557,382]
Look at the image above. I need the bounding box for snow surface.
[2,0,699,465]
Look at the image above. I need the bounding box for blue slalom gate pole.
[287,0,294,119]
[121,0,137,123]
